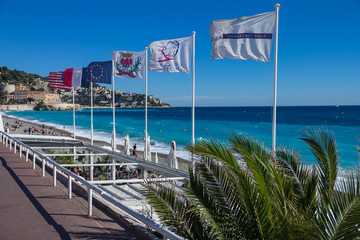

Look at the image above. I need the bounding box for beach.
[1,113,192,172]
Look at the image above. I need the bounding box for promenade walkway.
[0,143,139,240]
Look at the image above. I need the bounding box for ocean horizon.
[4,105,360,170]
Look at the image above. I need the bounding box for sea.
[4,106,360,170]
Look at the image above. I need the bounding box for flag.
[48,71,71,90]
[63,68,74,87]
[80,67,90,88]
[148,36,192,74]
[111,51,146,79]
[86,61,112,84]
[210,11,276,62]
[64,68,88,88]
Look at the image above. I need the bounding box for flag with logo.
[210,11,275,62]
[111,51,146,79]
[86,61,112,84]
[48,71,71,90]
[148,36,192,74]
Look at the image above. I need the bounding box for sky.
[0,0,359,107]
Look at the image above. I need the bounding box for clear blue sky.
[1,0,359,107]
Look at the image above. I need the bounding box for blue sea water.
[5,106,360,169]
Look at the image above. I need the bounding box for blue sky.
[0,0,359,107]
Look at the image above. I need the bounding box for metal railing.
[0,131,183,240]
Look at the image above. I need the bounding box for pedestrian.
[132,144,137,156]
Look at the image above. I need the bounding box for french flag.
[64,68,89,88]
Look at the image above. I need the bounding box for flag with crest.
[111,51,146,79]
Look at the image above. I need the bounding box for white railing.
[0,131,183,240]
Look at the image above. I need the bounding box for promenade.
[0,143,139,240]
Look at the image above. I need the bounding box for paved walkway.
[0,143,140,240]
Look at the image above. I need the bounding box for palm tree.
[144,129,360,240]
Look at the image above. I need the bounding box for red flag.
[63,68,74,87]
[48,72,71,90]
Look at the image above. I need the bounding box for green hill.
[0,66,48,90]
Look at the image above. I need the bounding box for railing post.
[26,148,29,162]
[19,145,22,158]
[14,141,17,154]
[88,187,93,216]
[32,153,36,169]
[68,175,72,199]
[5,137,8,147]
[9,140,12,150]
[42,158,46,177]
[90,153,94,181]
[53,166,57,187]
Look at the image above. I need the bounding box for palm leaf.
[315,170,360,240]
[299,128,339,200]
[143,181,193,239]
[188,137,277,239]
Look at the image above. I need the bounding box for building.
[5,93,14,102]
[15,84,27,91]
[27,91,45,102]
[44,93,61,104]
[14,91,28,101]
[11,90,45,102]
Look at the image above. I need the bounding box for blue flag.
[81,67,90,88]
[86,61,112,84]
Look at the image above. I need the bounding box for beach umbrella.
[144,135,151,161]
[154,152,159,163]
[124,134,130,155]
[167,141,178,169]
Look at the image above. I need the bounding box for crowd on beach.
[4,121,60,136]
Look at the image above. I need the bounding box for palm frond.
[143,181,193,239]
[315,170,360,240]
[299,128,339,200]
[276,148,318,215]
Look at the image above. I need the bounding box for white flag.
[148,36,192,74]
[111,50,146,79]
[72,68,83,87]
[210,11,275,62]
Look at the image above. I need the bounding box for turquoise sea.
[5,106,360,169]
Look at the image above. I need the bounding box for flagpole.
[90,81,93,146]
[145,47,148,161]
[112,59,116,152]
[112,59,116,181]
[192,31,196,171]
[272,4,280,153]
[72,86,76,139]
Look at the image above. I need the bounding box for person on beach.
[133,169,140,179]
[132,144,137,157]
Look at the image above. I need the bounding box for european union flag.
[86,61,112,84]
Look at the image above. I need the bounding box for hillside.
[0,66,48,91]
[0,66,171,108]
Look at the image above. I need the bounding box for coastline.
[1,113,191,172]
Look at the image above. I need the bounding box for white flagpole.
[90,81,93,145]
[112,59,116,152]
[112,59,116,180]
[145,47,148,161]
[72,86,76,139]
[192,31,196,171]
[272,4,280,153]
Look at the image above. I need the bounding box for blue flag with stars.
[86,61,112,84]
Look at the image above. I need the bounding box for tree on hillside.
[145,129,360,240]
